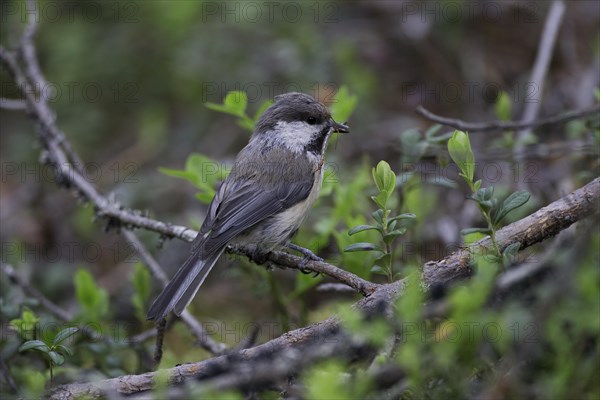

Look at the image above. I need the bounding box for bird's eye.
[306,116,317,125]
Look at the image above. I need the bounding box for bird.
[147,92,349,321]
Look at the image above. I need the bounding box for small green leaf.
[56,344,74,357]
[502,242,521,266]
[370,265,388,276]
[10,308,40,339]
[52,327,79,346]
[348,225,380,236]
[224,91,247,115]
[48,351,65,366]
[371,191,389,209]
[344,242,383,252]
[493,190,531,225]
[477,186,495,201]
[448,130,475,182]
[158,167,198,185]
[19,340,49,353]
[388,213,417,223]
[384,228,407,240]
[330,85,358,123]
[372,209,384,226]
[495,91,512,122]
[75,269,109,321]
[373,161,395,193]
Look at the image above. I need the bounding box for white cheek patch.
[274,121,319,153]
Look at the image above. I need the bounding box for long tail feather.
[147,249,223,321]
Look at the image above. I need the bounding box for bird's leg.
[286,243,322,276]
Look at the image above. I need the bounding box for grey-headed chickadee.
[147,92,349,321]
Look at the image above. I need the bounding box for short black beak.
[331,120,349,133]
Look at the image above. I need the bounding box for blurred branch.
[516,0,566,142]
[1,263,73,321]
[122,230,227,355]
[0,356,19,396]
[415,104,600,132]
[47,178,600,398]
[0,97,26,110]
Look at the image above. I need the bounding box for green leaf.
[384,228,407,240]
[74,269,109,321]
[132,263,150,302]
[52,327,79,346]
[131,263,151,319]
[372,209,384,226]
[224,91,247,115]
[370,265,388,276]
[205,91,248,117]
[371,191,389,209]
[372,161,395,193]
[330,85,358,123]
[19,340,49,353]
[10,308,39,340]
[502,242,521,265]
[494,91,512,122]
[493,190,531,225]
[48,351,65,366]
[448,130,475,182]
[56,344,74,357]
[348,225,380,236]
[388,213,417,223]
[344,242,383,253]
[158,167,197,185]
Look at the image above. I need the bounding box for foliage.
[345,161,416,281]
[448,130,530,262]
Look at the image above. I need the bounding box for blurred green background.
[1,0,599,394]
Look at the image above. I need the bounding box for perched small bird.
[147,92,349,321]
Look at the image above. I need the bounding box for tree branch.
[47,178,600,399]
[422,177,600,288]
[1,263,73,322]
[415,104,600,132]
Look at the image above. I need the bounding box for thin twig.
[0,97,27,110]
[229,244,379,296]
[415,104,600,132]
[1,263,73,321]
[0,353,20,395]
[516,0,566,142]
